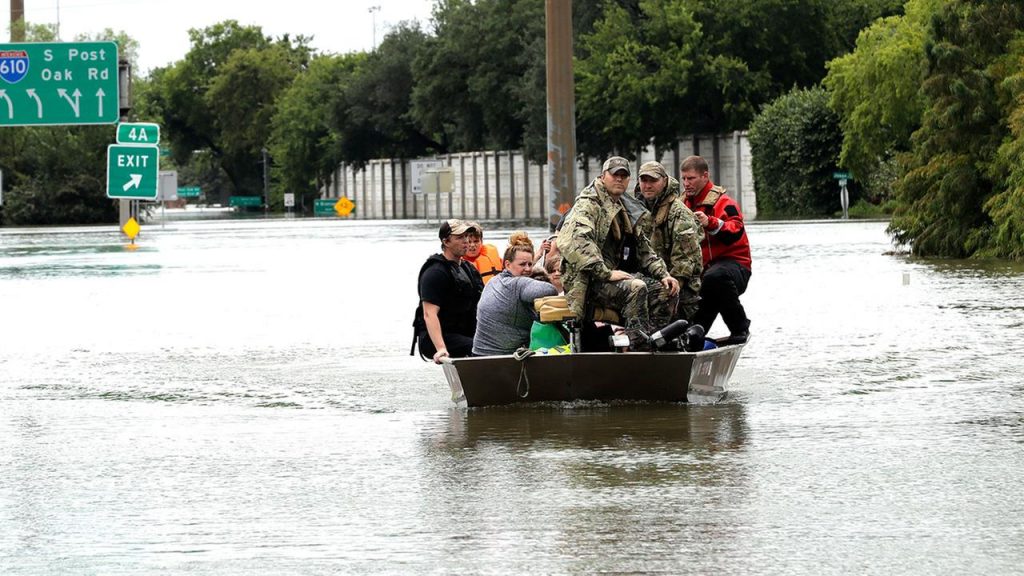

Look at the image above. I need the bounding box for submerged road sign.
[107,145,159,199]
[0,42,119,126]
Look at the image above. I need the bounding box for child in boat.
[461,222,502,284]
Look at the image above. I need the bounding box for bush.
[748,86,851,218]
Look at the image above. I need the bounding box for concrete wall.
[323,131,756,221]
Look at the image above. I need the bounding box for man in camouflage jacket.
[556,157,680,343]
[633,161,703,321]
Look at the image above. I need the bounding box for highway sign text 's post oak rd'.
[0,42,119,126]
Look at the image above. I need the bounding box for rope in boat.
[513,347,535,398]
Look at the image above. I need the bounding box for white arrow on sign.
[96,88,105,117]
[0,90,12,119]
[58,88,82,117]
[123,174,143,192]
[25,89,43,118]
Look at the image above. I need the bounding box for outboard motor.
[650,319,689,350]
[682,324,706,352]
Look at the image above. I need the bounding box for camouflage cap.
[602,156,630,176]
[638,161,668,180]
[439,219,479,240]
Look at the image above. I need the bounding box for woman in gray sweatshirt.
[472,232,558,356]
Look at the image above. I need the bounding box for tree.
[824,0,940,196]
[575,0,700,158]
[332,23,442,167]
[411,0,547,161]
[889,0,1024,257]
[146,21,309,203]
[269,53,365,211]
[748,87,846,218]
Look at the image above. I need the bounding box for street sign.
[335,197,355,216]
[832,171,851,180]
[178,186,201,198]
[158,170,178,201]
[229,196,261,207]
[0,42,119,126]
[106,144,159,199]
[117,122,160,145]
[411,159,444,194]
[284,193,295,208]
[122,217,140,240]
[313,198,336,215]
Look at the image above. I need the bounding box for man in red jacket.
[680,156,751,344]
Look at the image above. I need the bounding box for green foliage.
[575,0,700,158]
[888,0,1024,258]
[979,34,1024,259]
[412,0,547,162]
[332,23,441,167]
[144,21,309,201]
[824,0,939,195]
[269,53,364,211]
[0,126,115,225]
[748,87,846,218]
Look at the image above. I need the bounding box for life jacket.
[463,244,502,284]
[410,254,484,356]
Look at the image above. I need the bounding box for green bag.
[530,321,567,350]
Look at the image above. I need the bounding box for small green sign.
[314,198,336,215]
[178,186,201,198]
[117,122,160,145]
[832,171,851,180]
[0,42,119,126]
[106,144,159,199]
[229,196,262,207]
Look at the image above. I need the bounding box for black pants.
[693,260,751,335]
[416,330,474,360]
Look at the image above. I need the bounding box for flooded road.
[1,218,1022,574]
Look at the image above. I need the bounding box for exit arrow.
[123,174,142,192]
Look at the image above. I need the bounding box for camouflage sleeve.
[668,201,703,280]
[637,225,668,279]
[557,199,612,281]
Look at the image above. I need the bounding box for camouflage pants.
[675,287,701,323]
[591,274,676,333]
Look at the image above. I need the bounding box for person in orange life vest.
[462,222,502,284]
[680,155,752,344]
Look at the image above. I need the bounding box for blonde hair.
[503,231,535,263]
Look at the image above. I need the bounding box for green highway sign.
[178,186,201,198]
[229,196,262,207]
[314,198,336,215]
[117,122,159,145]
[106,144,159,199]
[0,42,119,126]
[832,171,851,180]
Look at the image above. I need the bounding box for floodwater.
[1,218,1022,574]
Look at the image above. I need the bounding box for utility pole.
[369,5,381,51]
[262,147,270,215]
[10,0,25,41]
[545,0,576,231]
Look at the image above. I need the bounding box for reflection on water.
[2,219,1023,574]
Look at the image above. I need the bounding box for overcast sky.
[2,0,436,73]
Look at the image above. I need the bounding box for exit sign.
[106,144,159,199]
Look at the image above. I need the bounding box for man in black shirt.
[414,219,484,363]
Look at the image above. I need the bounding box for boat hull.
[442,343,744,407]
